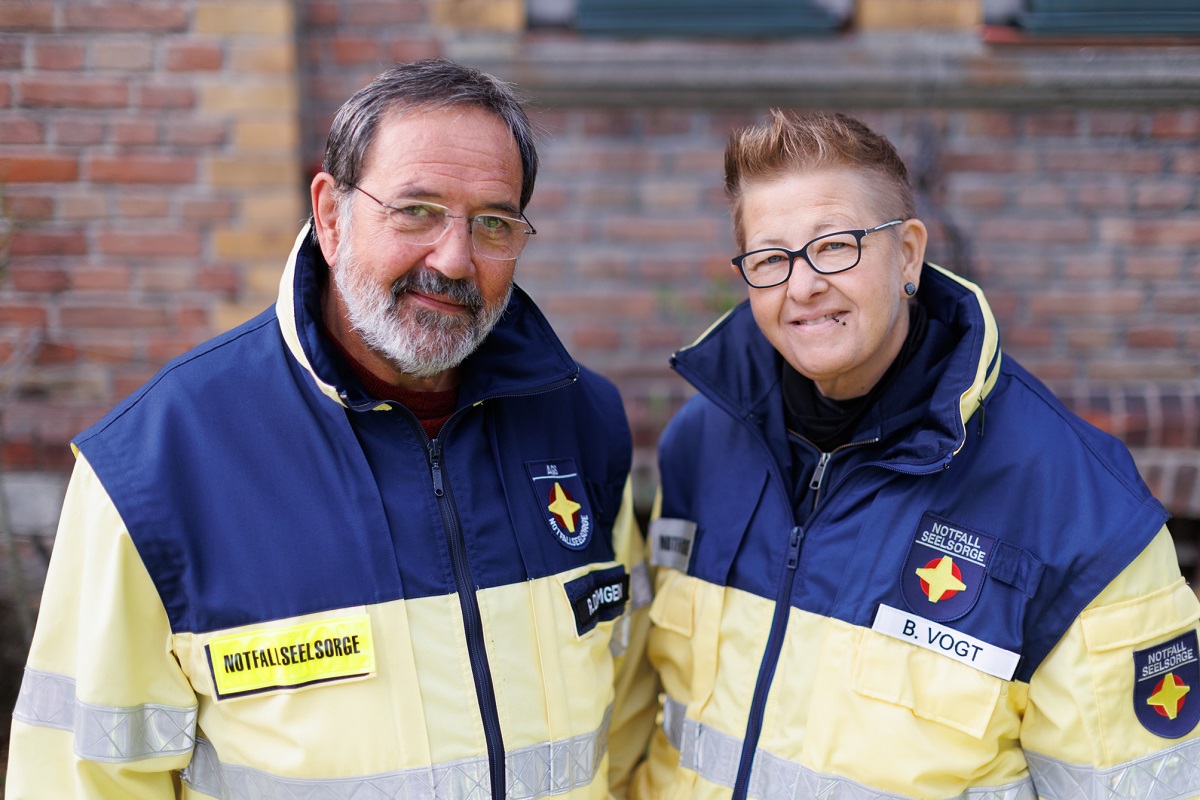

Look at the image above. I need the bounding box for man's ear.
[310,172,342,265]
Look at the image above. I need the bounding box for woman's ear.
[310,172,342,265]
[899,217,928,288]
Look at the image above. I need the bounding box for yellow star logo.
[915,556,967,603]
[1149,673,1191,720]
[547,482,581,533]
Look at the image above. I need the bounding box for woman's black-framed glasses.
[348,184,536,261]
[732,219,904,288]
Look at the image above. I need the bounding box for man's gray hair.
[323,58,539,210]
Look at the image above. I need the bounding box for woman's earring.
[904,282,917,297]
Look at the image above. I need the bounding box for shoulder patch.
[1135,630,1200,739]
[902,513,994,622]
[527,458,593,550]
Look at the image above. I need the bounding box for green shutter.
[576,0,842,37]
[1019,0,1200,33]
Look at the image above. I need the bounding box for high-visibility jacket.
[7,227,657,799]
[633,263,1200,800]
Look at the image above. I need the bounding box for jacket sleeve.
[606,478,660,800]
[6,453,197,799]
[1021,525,1200,796]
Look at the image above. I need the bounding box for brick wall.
[1,1,1198,521]
[0,0,303,475]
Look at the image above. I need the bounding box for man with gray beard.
[8,59,657,800]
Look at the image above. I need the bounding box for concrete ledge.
[449,30,1200,108]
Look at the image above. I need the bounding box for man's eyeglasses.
[732,220,904,288]
[347,184,536,261]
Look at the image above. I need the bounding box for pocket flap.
[1081,578,1200,653]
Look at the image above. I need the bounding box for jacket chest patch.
[564,566,629,635]
[902,513,994,622]
[1135,630,1200,739]
[527,458,593,550]
[204,613,376,701]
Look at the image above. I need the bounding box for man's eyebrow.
[391,184,521,217]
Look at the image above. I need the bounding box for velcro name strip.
[206,613,375,700]
[565,566,629,636]
[873,603,1019,681]
[649,517,697,571]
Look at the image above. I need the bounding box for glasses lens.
[806,232,861,274]
[386,202,450,245]
[471,214,530,260]
[740,249,792,287]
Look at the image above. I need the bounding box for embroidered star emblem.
[915,556,967,603]
[547,481,582,533]
[1149,673,1191,720]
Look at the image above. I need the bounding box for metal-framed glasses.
[348,184,536,261]
[732,219,905,288]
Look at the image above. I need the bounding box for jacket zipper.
[731,524,806,800]
[415,374,577,800]
[427,435,506,800]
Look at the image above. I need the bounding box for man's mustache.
[390,268,484,314]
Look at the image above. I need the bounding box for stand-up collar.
[276,225,579,411]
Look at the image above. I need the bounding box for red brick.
[1065,328,1115,350]
[573,326,622,350]
[977,218,1091,244]
[59,194,107,220]
[331,36,381,65]
[0,1,55,31]
[1134,181,1194,210]
[0,304,48,325]
[165,41,223,72]
[1126,255,1184,279]
[602,216,720,245]
[0,38,22,68]
[1086,111,1143,138]
[34,39,86,70]
[174,304,209,327]
[943,149,1038,173]
[20,76,129,108]
[60,304,170,328]
[1076,180,1131,211]
[644,110,692,137]
[959,110,1016,138]
[72,267,131,291]
[305,1,338,26]
[345,1,425,24]
[62,3,188,32]
[1043,150,1163,174]
[8,266,69,292]
[1174,151,1200,174]
[1127,328,1177,349]
[181,199,235,221]
[137,85,195,110]
[90,39,154,71]
[1151,110,1200,139]
[388,39,443,64]
[1125,220,1200,247]
[89,155,196,184]
[198,265,238,293]
[1089,360,1197,381]
[9,229,86,255]
[97,229,200,256]
[111,118,160,146]
[139,266,194,292]
[118,196,169,219]
[52,116,106,145]
[1025,112,1077,137]
[1015,183,1068,208]
[8,195,53,219]
[147,334,202,363]
[164,120,227,148]
[1062,253,1117,280]
[0,116,44,144]
[1028,289,1143,317]
[34,340,82,364]
[1154,291,1200,314]
[0,83,9,106]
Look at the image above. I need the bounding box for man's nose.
[424,217,476,280]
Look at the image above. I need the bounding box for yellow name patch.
[205,614,375,700]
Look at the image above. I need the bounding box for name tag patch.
[205,613,375,700]
[1134,630,1200,739]
[648,517,697,571]
[564,566,629,636]
[902,513,994,622]
[873,604,1019,680]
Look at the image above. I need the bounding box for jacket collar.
[276,225,579,410]
[671,263,1002,465]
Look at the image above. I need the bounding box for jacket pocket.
[852,627,1002,739]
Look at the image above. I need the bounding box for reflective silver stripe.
[610,561,653,657]
[13,667,196,763]
[1026,740,1200,800]
[661,694,1036,800]
[183,705,612,799]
